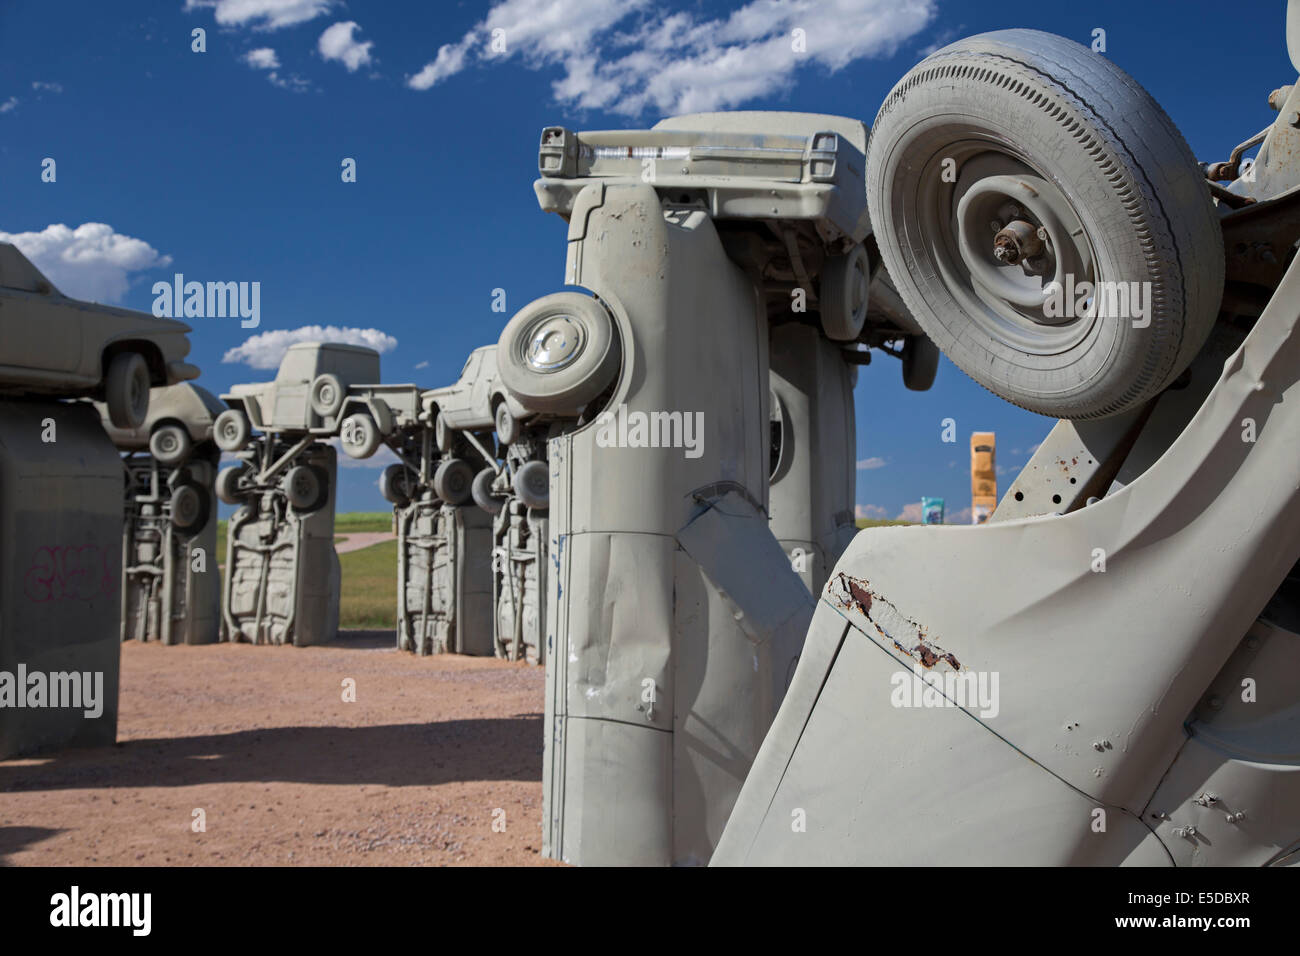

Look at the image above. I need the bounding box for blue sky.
[0,0,1289,516]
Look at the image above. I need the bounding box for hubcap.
[525,315,585,372]
[915,142,1100,356]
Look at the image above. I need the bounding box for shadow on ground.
[0,827,65,865]
[0,715,543,794]
[315,629,396,649]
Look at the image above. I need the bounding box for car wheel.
[472,466,504,514]
[284,464,324,512]
[865,29,1224,419]
[433,458,474,506]
[434,412,454,454]
[901,336,940,392]
[169,482,209,531]
[340,412,382,459]
[150,422,193,465]
[216,464,249,505]
[105,352,150,429]
[512,459,549,510]
[380,463,414,507]
[498,292,620,415]
[213,408,252,452]
[819,244,870,342]
[494,400,520,447]
[309,373,346,419]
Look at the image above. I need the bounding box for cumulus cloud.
[31,81,63,93]
[243,47,280,69]
[0,222,171,303]
[0,97,17,113]
[856,456,887,470]
[896,502,923,523]
[184,0,335,31]
[855,504,887,520]
[318,21,373,72]
[414,360,429,369]
[222,325,398,369]
[406,0,935,114]
[946,505,973,524]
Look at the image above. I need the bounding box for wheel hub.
[526,315,585,372]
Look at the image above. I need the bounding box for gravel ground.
[0,633,555,866]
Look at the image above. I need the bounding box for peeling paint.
[830,571,961,670]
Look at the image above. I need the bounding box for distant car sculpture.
[95,383,225,645]
[215,342,380,645]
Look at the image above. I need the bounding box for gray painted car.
[716,13,1300,866]
[0,242,198,429]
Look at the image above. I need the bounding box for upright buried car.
[95,383,225,645]
[514,110,932,865]
[214,343,381,645]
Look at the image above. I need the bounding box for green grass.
[338,539,398,628]
[855,518,914,529]
[334,512,394,533]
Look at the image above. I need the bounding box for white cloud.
[414,360,430,369]
[408,38,473,90]
[855,504,887,520]
[945,505,973,525]
[243,47,280,69]
[406,0,935,115]
[856,456,887,470]
[267,72,311,92]
[222,325,398,369]
[318,21,373,72]
[0,222,171,303]
[184,0,335,31]
[31,81,63,93]
[896,502,923,523]
[0,97,17,113]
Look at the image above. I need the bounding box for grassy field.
[338,539,399,628]
[855,518,913,529]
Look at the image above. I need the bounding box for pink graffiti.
[23,544,114,603]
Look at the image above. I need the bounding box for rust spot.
[831,572,962,671]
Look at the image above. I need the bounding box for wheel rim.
[913,138,1099,356]
[521,314,586,373]
[156,431,180,455]
[216,413,244,447]
[291,471,316,504]
[173,487,199,525]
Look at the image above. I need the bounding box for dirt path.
[334,532,395,553]
[0,634,555,866]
